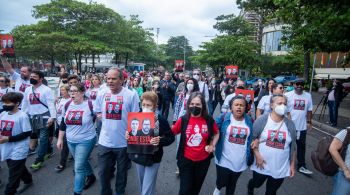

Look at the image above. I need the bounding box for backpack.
[64,100,95,122]
[311,129,350,176]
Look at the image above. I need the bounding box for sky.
[0,0,240,50]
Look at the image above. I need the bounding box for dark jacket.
[129,115,175,166]
[160,80,176,101]
[209,83,222,103]
[327,83,346,103]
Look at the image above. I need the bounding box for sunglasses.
[278,87,284,90]
[0,80,5,83]
[295,82,304,86]
[193,73,200,75]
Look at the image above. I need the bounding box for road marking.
[312,125,334,137]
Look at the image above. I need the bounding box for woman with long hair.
[172,92,220,195]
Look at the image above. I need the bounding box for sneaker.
[55,165,65,172]
[83,174,96,190]
[17,181,33,193]
[28,149,37,156]
[298,166,313,175]
[31,160,43,170]
[175,167,180,176]
[44,152,55,161]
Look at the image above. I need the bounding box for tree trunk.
[115,51,118,65]
[125,52,129,67]
[78,53,82,75]
[303,49,310,81]
[51,55,55,75]
[92,54,95,69]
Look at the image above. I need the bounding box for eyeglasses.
[69,90,79,93]
[0,80,5,83]
[193,73,200,75]
[295,82,303,86]
[278,87,284,90]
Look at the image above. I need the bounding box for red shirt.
[172,116,219,161]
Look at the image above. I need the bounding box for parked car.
[246,77,266,86]
[274,75,297,84]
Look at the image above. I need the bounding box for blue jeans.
[67,137,96,194]
[328,100,339,125]
[332,170,350,195]
[36,118,49,162]
[98,145,129,195]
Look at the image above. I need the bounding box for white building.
[261,24,289,55]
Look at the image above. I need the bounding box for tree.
[164,36,194,70]
[214,14,255,36]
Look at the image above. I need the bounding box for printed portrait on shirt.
[266,130,286,149]
[29,93,41,105]
[294,99,306,110]
[127,112,156,154]
[90,91,97,100]
[19,83,30,92]
[228,126,248,145]
[0,120,14,136]
[105,102,123,120]
[235,89,255,111]
[187,124,203,147]
[65,111,83,125]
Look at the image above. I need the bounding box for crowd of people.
[0,51,349,195]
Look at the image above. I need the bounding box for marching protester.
[0,75,14,113]
[0,92,33,195]
[126,91,175,195]
[0,53,31,94]
[192,69,209,103]
[57,83,97,195]
[54,84,71,172]
[326,79,346,127]
[21,70,56,170]
[285,79,313,175]
[94,68,140,195]
[208,76,221,116]
[160,71,175,120]
[329,128,350,194]
[256,83,285,118]
[151,80,163,114]
[132,77,144,99]
[172,92,219,195]
[214,96,253,195]
[248,94,297,195]
[221,80,246,113]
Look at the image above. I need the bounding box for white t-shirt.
[251,116,292,179]
[56,97,71,125]
[0,110,31,161]
[0,87,14,110]
[22,84,57,118]
[179,94,190,117]
[94,87,140,148]
[285,91,313,131]
[11,71,31,93]
[257,94,272,115]
[335,129,350,170]
[328,89,335,101]
[85,87,101,106]
[198,81,209,103]
[63,101,96,143]
[216,115,250,172]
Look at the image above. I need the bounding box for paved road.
[0,105,335,195]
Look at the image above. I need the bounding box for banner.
[175,60,185,72]
[127,112,157,154]
[235,89,254,111]
[225,65,238,78]
[0,34,15,57]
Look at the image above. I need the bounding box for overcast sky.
[0,0,240,50]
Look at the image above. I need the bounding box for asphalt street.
[0,103,335,195]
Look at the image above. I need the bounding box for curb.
[312,119,340,135]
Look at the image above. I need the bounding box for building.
[261,23,289,55]
[239,10,261,43]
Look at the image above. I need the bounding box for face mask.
[189,106,201,116]
[193,75,200,81]
[142,107,153,113]
[3,105,16,112]
[187,84,194,91]
[30,78,38,85]
[274,104,287,116]
[154,84,159,89]
[211,80,216,85]
[258,81,262,86]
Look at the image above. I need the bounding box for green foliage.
[164,36,194,70]
[214,14,255,36]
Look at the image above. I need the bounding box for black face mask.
[3,105,16,111]
[236,86,244,90]
[189,106,202,116]
[62,80,68,84]
[30,78,39,85]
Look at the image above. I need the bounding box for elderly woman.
[57,83,96,195]
[248,94,297,195]
[213,96,253,195]
[172,92,220,195]
[126,91,174,195]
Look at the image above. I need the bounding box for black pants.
[177,157,211,195]
[248,171,284,195]
[161,99,171,120]
[296,130,307,168]
[60,134,69,166]
[5,159,32,195]
[216,165,242,195]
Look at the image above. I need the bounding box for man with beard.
[0,51,31,94]
[139,118,154,136]
[285,79,313,175]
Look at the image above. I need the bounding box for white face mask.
[142,107,153,113]
[153,84,159,89]
[187,83,194,91]
[258,81,263,86]
[193,74,200,81]
[274,104,287,116]
[211,80,216,85]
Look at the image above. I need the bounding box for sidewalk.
[312,90,349,135]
